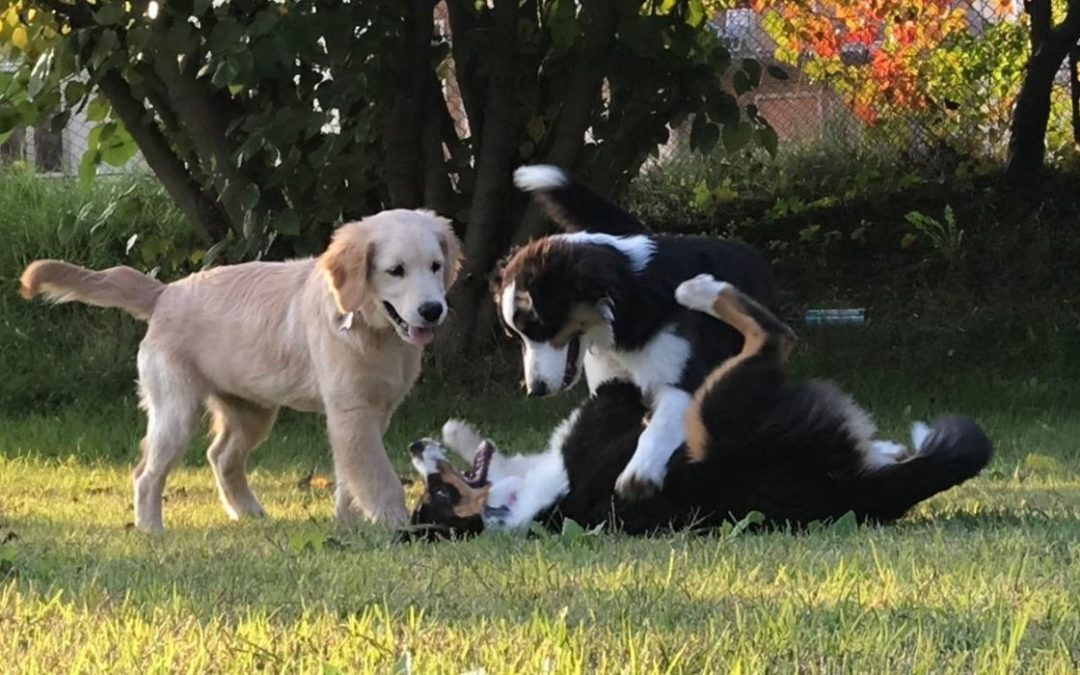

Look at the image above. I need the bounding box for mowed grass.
[3,332,1080,673]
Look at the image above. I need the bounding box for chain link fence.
[0,63,141,176]
[0,81,91,175]
[3,2,1077,175]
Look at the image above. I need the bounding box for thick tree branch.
[512,0,618,245]
[421,71,456,216]
[1008,0,1080,179]
[444,0,485,142]
[384,0,436,208]
[96,72,229,241]
[146,23,269,230]
[1071,45,1080,144]
[442,0,521,355]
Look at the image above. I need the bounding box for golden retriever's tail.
[19,260,165,321]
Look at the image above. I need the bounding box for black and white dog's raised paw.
[441,418,485,462]
[675,274,732,315]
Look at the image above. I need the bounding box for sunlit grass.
[3,365,1080,673]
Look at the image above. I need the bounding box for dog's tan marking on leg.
[684,285,769,463]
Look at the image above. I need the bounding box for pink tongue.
[408,326,436,346]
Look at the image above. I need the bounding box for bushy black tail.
[513,165,651,236]
[856,415,993,521]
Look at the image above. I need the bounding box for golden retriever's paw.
[365,503,409,528]
[441,419,484,461]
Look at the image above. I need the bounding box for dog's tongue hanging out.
[408,326,437,346]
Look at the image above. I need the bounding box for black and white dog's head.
[493,234,652,396]
[406,438,495,538]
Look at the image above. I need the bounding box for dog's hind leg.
[675,274,796,463]
[133,351,202,532]
[206,395,278,520]
[676,274,795,362]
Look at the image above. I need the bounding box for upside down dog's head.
[492,235,645,396]
[319,209,463,346]
[404,438,494,539]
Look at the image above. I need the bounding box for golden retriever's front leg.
[325,405,408,526]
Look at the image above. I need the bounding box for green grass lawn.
[3,337,1080,673]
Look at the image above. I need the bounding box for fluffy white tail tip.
[910,421,931,451]
[513,165,568,192]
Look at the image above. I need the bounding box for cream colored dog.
[20,209,462,532]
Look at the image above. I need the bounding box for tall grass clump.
[0,168,194,413]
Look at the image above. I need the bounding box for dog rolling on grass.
[21,209,462,532]
[405,274,993,540]
[495,165,778,502]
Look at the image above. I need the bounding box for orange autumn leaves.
[749,0,1017,124]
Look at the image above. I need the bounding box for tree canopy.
[0,0,778,352]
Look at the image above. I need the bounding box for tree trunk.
[510,0,617,247]
[96,76,230,242]
[439,0,521,359]
[1007,0,1080,180]
[385,0,436,208]
[1070,45,1080,145]
[33,0,232,242]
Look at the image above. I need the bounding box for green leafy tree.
[0,0,772,354]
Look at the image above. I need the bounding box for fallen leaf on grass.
[297,470,334,491]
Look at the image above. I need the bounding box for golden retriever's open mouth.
[383,301,437,347]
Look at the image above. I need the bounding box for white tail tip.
[513,165,568,192]
[910,421,931,451]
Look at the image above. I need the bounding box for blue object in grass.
[804,309,865,326]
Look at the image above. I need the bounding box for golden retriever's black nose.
[528,381,548,397]
[408,440,426,457]
[418,302,444,323]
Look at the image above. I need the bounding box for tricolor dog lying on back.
[495,165,777,500]
[407,276,993,538]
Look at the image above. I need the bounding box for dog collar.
[338,312,355,332]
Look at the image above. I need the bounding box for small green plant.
[723,510,765,539]
[288,532,345,554]
[528,518,604,546]
[0,533,17,576]
[903,204,964,260]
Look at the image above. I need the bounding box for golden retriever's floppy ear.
[319,222,376,314]
[419,210,464,288]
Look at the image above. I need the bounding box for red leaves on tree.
[754,0,982,125]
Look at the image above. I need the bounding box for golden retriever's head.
[320,209,463,346]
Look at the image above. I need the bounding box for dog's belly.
[205,357,325,412]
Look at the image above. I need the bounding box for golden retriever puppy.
[20,209,462,532]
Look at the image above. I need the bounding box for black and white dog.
[407,276,993,538]
[494,165,776,499]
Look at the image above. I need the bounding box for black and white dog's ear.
[597,297,615,324]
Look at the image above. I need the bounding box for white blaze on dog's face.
[497,280,613,397]
[320,209,462,346]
